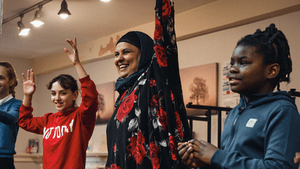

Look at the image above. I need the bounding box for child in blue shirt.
[0,62,22,169]
[178,23,300,169]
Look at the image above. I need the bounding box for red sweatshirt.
[18,76,98,169]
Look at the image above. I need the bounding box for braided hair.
[236,23,292,91]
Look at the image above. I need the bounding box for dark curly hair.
[236,23,292,91]
[47,74,78,107]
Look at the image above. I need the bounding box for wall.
[31,0,300,75]
[31,10,300,156]
[3,8,299,169]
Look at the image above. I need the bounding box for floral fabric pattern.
[106,0,191,168]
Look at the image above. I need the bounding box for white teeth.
[120,65,127,69]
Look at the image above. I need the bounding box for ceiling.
[0,0,216,59]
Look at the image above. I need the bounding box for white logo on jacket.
[246,118,257,128]
[43,119,74,139]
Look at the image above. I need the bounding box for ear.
[266,63,280,80]
[72,90,79,101]
[8,77,15,87]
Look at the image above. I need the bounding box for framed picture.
[95,82,115,124]
[179,62,218,116]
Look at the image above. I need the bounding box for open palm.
[64,37,80,64]
[22,69,36,95]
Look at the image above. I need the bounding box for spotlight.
[18,15,30,36]
[58,0,71,19]
[30,6,44,27]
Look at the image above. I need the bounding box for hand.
[189,139,219,165]
[64,37,80,65]
[22,69,36,96]
[178,142,205,168]
[295,152,300,164]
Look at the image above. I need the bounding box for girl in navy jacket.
[178,24,300,169]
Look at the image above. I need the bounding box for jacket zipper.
[227,106,246,148]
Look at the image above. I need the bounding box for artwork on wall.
[95,82,115,125]
[221,61,240,108]
[179,62,218,116]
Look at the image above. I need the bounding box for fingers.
[66,37,77,48]
[64,48,71,55]
[23,69,34,82]
[30,69,35,83]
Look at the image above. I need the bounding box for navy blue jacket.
[207,91,300,169]
[0,98,21,158]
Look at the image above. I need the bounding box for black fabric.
[0,157,15,169]
[106,0,191,168]
[117,31,141,49]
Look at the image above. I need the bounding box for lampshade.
[18,20,30,36]
[31,9,44,27]
[58,0,71,19]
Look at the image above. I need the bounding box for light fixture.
[30,5,44,27]
[17,15,30,36]
[58,0,71,19]
[100,0,111,2]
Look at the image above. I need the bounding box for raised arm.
[64,37,88,79]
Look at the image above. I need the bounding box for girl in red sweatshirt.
[18,38,98,169]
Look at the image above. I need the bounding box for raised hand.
[22,69,36,96]
[64,37,80,65]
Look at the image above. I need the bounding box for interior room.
[1,0,300,168]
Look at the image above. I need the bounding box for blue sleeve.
[0,99,21,125]
[210,105,300,169]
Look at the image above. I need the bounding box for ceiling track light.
[58,0,71,19]
[17,14,30,36]
[31,5,44,27]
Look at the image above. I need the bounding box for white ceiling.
[0,0,217,59]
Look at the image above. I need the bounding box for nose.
[230,64,239,73]
[114,54,124,63]
[54,94,61,101]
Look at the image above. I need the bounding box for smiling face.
[114,42,141,79]
[0,66,11,99]
[229,45,274,98]
[51,81,78,113]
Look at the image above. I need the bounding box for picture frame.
[180,62,218,116]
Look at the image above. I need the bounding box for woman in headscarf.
[105,0,191,168]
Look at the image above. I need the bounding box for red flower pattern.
[114,143,117,153]
[170,90,174,101]
[169,135,178,161]
[106,164,121,169]
[155,45,168,67]
[150,142,160,169]
[162,0,171,21]
[158,108,168,131]
[126,131,147,165]
[154,16,163,40]
[117,89,137,122]
[174,111,184,139]
[150,79,156,87]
